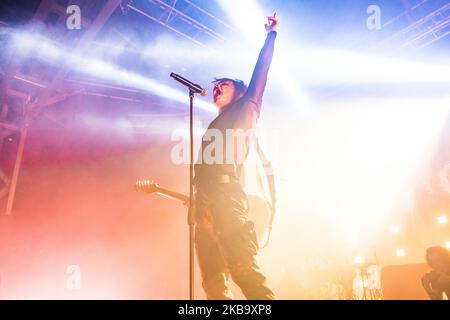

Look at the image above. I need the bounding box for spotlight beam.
[289,46,450,85]
[11,30,215,113]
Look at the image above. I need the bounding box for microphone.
[170,73,207,96]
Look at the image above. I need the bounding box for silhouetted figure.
[422,246,450,300]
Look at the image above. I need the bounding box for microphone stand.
[187,88,196,300]
[171,73,205,300]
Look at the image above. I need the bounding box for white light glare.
[217,0,310,112]
[354,256,364,264]
[437,215,448,224]
[396,249,406,257]
[290,46,450,85]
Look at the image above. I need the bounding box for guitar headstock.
[135,180,159,194]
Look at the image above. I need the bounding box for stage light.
[390,226,400,234]
[396,249,406,257]
[354,256,364,264]
[437,215,448,224]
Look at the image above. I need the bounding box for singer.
[194,14,279,300]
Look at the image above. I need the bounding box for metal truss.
[0,122,27,216]
[0,0,121,215]
[372,0,450,51]
[125,0,234,49]
[381,2,450,50]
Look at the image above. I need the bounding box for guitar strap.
[254,137,277,235]
[235,133,277,248]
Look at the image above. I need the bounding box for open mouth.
[213,86,222,100]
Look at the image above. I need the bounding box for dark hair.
[426,246,450,263]
[212,78,247,100]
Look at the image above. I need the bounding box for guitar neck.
[155,186,189,205]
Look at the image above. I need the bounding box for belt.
[194,173,239,186]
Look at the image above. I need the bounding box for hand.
[422,273,433,289]
[265,13,280,33]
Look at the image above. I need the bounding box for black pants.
[194,182,274,300]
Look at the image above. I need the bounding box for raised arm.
[245,14,280,113]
